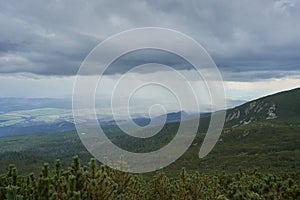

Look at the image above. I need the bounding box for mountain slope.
[0,87,299,174]
[225,87,300,128]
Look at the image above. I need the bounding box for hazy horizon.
[1,0,300,113]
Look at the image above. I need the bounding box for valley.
[0,88,299,176]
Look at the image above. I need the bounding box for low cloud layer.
[0,0,300,80]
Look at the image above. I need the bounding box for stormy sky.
[0,0,300,112]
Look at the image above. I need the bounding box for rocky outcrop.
[226,100,277,128]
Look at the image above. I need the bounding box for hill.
[225,87,300,127]
[0,87,299,175]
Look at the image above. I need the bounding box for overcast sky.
[0,0,300,113]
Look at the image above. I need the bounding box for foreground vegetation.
[0,156,299,200]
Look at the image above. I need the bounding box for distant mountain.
[0,107,74,137]
[98,111,199,127]
[0,98,200,137]
[1,87,299,137]
[131,111,199,126]
[0,88,299,174]
[225,87,300,127]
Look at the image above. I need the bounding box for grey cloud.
[0,0,300,80]
[0,42,20,53]
[104,49,194,75]
[222,69,300,82]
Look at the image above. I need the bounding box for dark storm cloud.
[104,49,194,75]
[0,0,300,79]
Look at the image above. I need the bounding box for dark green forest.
[1,120,299,176]
[1,156,300,200]
[0,120,299,199]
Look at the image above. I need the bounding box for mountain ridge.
[0,87,299,137]
[225,87,300,128]
[0,87,299,174]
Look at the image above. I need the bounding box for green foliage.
[0,157,299,199]
[1,118,299,176]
